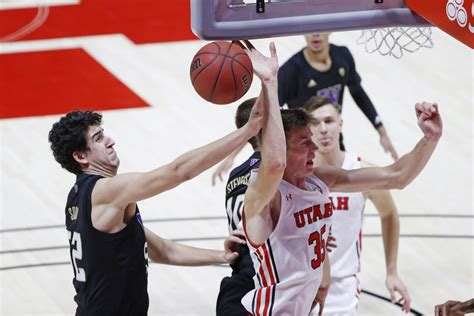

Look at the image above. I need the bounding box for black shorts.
[216,273,254,316]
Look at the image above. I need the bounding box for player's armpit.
[315,164,399,193]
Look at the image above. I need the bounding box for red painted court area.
[0,0,195,44]
[0,49,149,119]
[0,0,196,119]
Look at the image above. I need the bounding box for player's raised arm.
[242,42,286,245]
[315,102,442,192]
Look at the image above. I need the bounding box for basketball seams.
[209,42,234,103]
[190,42,222,84]
[230,56,238,102]
[190,53,220,84]
[231,53,253,76]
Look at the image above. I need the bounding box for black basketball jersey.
[278,44,360,109]
[65,173,149,316]
[225,151,261,277]
[278,44,382,132]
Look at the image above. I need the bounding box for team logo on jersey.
[250,158,260,167]
[293,202,333,228]
[338,67,346,77]
[307,79,317,88]
[136,212,144,227]
[316,84,341,103]
[328,196,349,211]
[68,206,79,221]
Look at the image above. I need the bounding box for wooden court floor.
[1,28,473,315]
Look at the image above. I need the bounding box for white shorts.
[312,275,360,316]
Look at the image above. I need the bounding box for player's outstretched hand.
[223,230,246,264]
[386,274,411,313]
[415,102,442,141]
[435,300,463,316]
[241,40,278,83]
[244,93,264,137]
[211,155,235,186]
[435,298,474,316]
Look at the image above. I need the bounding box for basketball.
[190,41,253,105]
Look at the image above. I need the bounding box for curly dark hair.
[48,110,102,175]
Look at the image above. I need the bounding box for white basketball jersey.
[328,152,366,278]
[242,172,333,316]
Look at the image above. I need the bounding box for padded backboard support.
[191,0,430,40]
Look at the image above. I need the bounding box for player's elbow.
[171,160,195,182]
[268,159,286,173]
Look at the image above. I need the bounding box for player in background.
[278,32,397,157]
[303,96,410,315]
[435,298,474,316]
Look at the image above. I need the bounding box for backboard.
[191,0,430,40]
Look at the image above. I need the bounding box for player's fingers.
[415,102,423,115]
[227,252,239,262]
[434,304,440,316]
[232,40,245,49]
[327,239,337,246]
[388,288,396,304]
[243,40,255,50]
[391,148,399,160]
[441,303,449,316]
[231,229,246,238]
[318,301,324,316]
[421,102,439,117]
[269,41,277,57]
[451,301,465,312]
[227,235,245,244]
[403,300,410,313]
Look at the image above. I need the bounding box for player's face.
[309,104,342,153]
[84,125,120,174]
[304,32,330,53]
[285,127,317,178]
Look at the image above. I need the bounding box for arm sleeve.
[345,48,383,129]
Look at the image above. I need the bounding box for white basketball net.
[357,27,434,59]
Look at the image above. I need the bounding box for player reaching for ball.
[48,51,266,314]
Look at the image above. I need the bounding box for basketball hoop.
[356,27,434,59]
